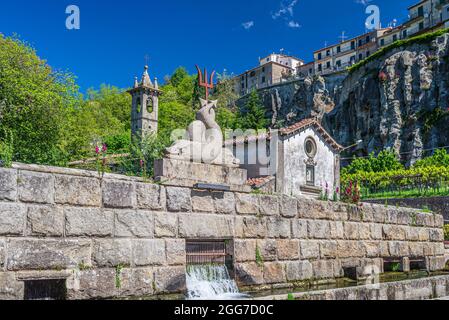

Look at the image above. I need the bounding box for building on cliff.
[225,118,343,198]
[232,53,304,96]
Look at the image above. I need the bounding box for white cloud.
[272,0,298,20]
[242,21,255,30]
[354,0,372,5]
[288,21,301,28]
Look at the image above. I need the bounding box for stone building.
[127,66,162,140]
[225,118,343,198]
[232,53,304,96]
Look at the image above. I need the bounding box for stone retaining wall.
[0,164,446,299]
[255,275,449,300]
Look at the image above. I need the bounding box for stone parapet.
[0,164,445,299]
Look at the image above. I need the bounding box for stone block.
[423,243,434,256]
[54,175,101,207]
[0,272,24,300]
[405,227,420,241]
[427,256,446,271]
[343,222,359,240]
[280,196,297,218]
[115,210,153,238]
[383,225,406,241]
[18,171,54,204]
[434,243,445,256]
[263,262,286,284]
[409,242,424,257]
[0,239,4,269]
[372,205,386,223]
[418,228,430,241]
[166,239,185,266]
[388,241,410,257]
[276,239,300,260]
[358,223,371,240]
[257,239,277,261]
[235,262,264,285]
[285,261,313,281]
[119,268,154,297]
[299,240,320,259]
[179,214,234,238]
[136,183,166,211]
[0,203,25,236]
[385,210,398,224]
[330,221,344,239]
[214,192,235,214]
[311,260,340,279]
[307,220,330,239]
[433,214,444,228]
[65,207,113,237]
[364,241,381,257]
[72,269,116,299]
[26,205,64,237]
[166,187,192,212]
[337,241,366,258]
[234,240,256,262]
[370,224,383,240]
[319,240,338,259]
[132,239,166,267]
[267,217,291,239]
[347,205,363,222]
[6,239,91,271]
[154,213,178,238]
[0,168,17,201]
[235,193,259,215]
[191,190,215,213]
[292,220,308,238]
[259,195,279,216]
[397,211,412,225]
[429,229,444,242]
[93,239,132,267]
[237,216,266,238]
[154,266,186,293]
[102,180,136,209]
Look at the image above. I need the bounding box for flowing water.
[186,265,248,300]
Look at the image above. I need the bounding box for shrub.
[444,225,449,241]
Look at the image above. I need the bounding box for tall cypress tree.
[238,89,269,130]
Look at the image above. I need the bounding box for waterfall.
[186,265,247,300]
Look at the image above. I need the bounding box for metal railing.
[186,241,228,265]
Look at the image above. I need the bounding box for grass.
[348,28,449,74]
[362,187,449,200]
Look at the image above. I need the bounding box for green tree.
[342,150,403,175]
[0,34,80,165]
[238,90,269,130]
[413,149,449,168]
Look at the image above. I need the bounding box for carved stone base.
[154,158,251,193]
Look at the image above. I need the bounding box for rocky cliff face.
[240,33,449,165]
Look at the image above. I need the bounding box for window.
[241,76,244,81]
[358,53,363,60]
[261,76,266,83]
[393,34,398,42]
[337,46,341,53]
[326,50,330,56]
[336,60,341,67]
[262,67,265,73]
[250,71,256,77]
[136,97,141,113]
[380,39,385,46]
[326,61,331,69]
[305,137,317,158]
[419,22,424,30]
[366,51,370,57]
[318,52,322,60]
[147,96,153,113]
[418,6,424,17]
[266,58,270,62]
[306,165,315,186]
[318,64,322,71]
[350,56,356,63]
[403,30,407,38]
[351,41,355,50]
[358,39,363,46]
[366,35,370,43]
[241,83,244,89]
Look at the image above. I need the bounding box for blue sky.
[0,0,417,92]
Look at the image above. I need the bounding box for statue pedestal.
[154,158,251,192]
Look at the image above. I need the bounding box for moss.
[287,293,295,300]
[418,107,449,136]
[115,264,124,289]
[348,28,449,74]
[255,245,264,268]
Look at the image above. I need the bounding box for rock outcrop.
[240,33,449,165]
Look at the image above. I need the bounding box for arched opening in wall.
[147,96,154,113]
[24,279,67,300]
[136,97,141,114]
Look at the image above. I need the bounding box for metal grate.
[186,241,228,265]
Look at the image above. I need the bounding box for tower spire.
[141,65,153,87]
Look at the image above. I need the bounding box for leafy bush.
[342,150,403,175]
[414,149,449,168]
[444,225,449,241]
